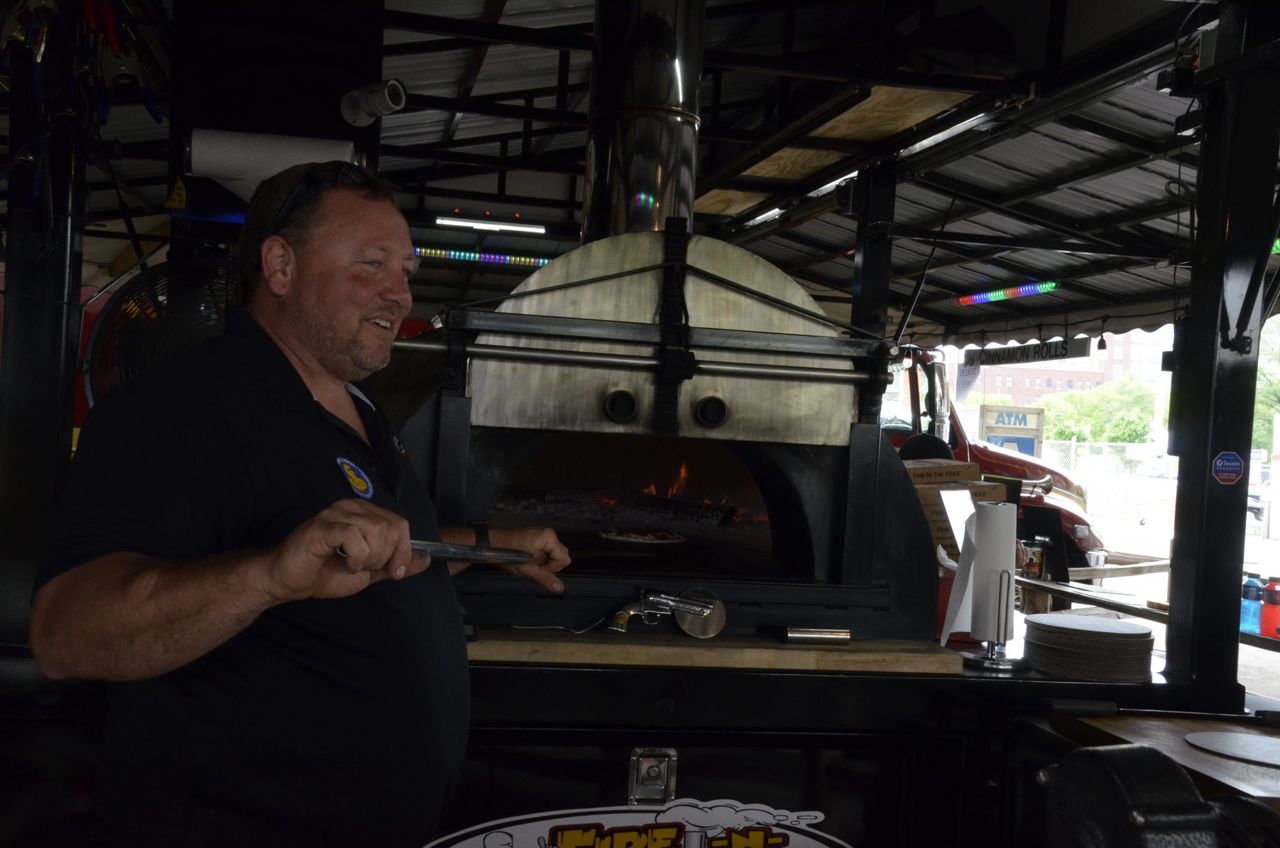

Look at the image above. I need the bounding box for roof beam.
[470,80,590,104]
[896,5,1215,176]
[704,48,1032,95]
[915,173,1127,246]
[438,0,508,147]
[382,12,592,52]
[392,184,579,212]
[718,96,999,241]
[380,146,584,178]
[700,125,868,154]
[383,125,576,155]
[1055,114,1199,166]
[891,227,1174,260]
[771,231,1037,320]
[918,253,1166,309]
[792,270,959,326]
[402,93,589,127]
[698,85,872,195]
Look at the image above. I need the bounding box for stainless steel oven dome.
[468,231,860,447]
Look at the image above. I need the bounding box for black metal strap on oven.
[440,309,470,396]
[654,218,695,435]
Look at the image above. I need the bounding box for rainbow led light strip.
[415,247,552,268]
[954,281,1058,306]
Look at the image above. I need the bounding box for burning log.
[629,494,734,525]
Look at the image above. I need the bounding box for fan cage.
[85,255,241,408]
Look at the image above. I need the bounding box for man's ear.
[260,235,296,296]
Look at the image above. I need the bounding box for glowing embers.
[955,280,1058,306]
[414,247,551,268]
[633,461,766,525]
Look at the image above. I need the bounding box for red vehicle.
[882,349,1103,566]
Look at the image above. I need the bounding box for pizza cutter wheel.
[674,589,726,639]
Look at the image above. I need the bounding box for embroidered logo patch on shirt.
[337,457,374,499]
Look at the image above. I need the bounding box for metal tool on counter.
[784,627,851,645]
[608,589,727,638]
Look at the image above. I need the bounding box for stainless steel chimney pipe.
[581,0,704,244]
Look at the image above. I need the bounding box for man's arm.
[440,525,571,593]
[30,499,430,682]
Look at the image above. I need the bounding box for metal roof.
[5,0,1272,347]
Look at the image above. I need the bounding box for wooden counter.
[1056,713,1280,805]
[467,626,963,674]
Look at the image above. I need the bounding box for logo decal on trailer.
[336,457,374,499]
[427,799,851,848]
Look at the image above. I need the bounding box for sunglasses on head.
[263,161,376,236]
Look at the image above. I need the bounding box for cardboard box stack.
[902,459,1010,560]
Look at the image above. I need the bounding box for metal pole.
[0,10,87,645]
[850,162,896,420]
[1164,1,1280,710]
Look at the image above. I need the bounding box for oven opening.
[493,431,816,581]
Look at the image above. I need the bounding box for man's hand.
[263,499,431,602]
[490,527,572,593]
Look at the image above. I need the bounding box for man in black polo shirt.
[29,162,571,846]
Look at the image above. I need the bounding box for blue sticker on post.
[337,457,374,499]
[1211,451,1245,485]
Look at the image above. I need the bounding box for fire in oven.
[398,224,938,639]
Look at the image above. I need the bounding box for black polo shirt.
[39,310,469,847]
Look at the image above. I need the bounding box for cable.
[512,615,608,635]
[894,194,958,345]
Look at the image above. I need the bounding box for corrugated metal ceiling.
[8,0,1266,347]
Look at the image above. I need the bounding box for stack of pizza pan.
[1023,613,1154,683]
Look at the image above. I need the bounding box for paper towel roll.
[969,501,1017,643]
[189,129,357,201]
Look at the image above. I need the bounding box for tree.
[1039,377,1155,443]
[1252,318,1280,452]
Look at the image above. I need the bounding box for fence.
[1040,440,1178,480]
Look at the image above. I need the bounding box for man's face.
[285,189,417,383]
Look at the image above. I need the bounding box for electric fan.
[84,250,241,407]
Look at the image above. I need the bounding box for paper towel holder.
[962,570,1030,675]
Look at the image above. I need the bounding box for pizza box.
[913,481,1009,514]
[902,459,981,484]
[915,482,1010,558]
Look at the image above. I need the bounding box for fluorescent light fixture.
[743,207,784,228]
[898,113,989,159]
[435,216,546,235]
[955,280,1058,307]
[807,169,860,198]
